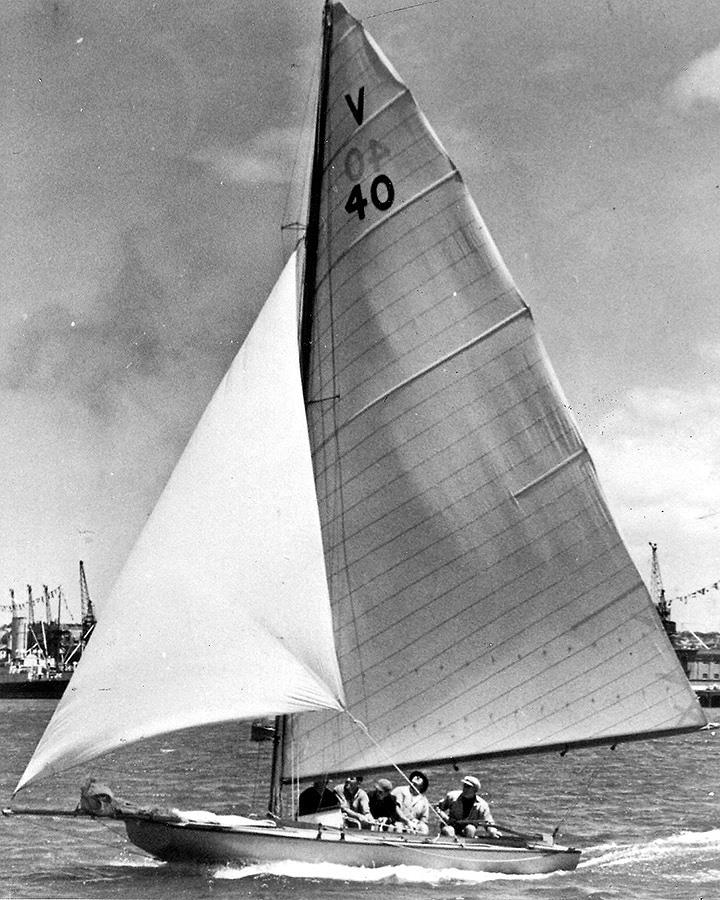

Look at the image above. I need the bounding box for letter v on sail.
[8,1,705,879]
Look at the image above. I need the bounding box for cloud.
[585,381,720,611]
[669,43,720,113]
[592,384,720,511]
[193,126,313,186]
[697,340,720,364]
[194,148,287,186]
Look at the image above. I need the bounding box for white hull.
[124,816,580,875]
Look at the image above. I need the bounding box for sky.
[2,0,720,631]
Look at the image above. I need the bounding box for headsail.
[17,252,345,792]
[291,3,705,778]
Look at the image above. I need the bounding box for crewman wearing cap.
[436,775,501,839]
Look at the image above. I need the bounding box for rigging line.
[289,724,300,820]
[345,306,530,426]
[96,817,150,855]
[341,706,445,826]
[551,750,606,838]
[281,53,320,256]
[365,0,446,19]
[252,734,265,812]
[18,810,129,852]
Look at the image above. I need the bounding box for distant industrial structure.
[673,638,720,708]
[650,543,720,708]
[0,561,96,698]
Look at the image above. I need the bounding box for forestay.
[16,252,345,792]
[291,3,705,779]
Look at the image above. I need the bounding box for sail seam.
[324,366,553,537]
[334,517,624,688]
[429,655,696,759]
[345,306,530,425]
[320,397,594,630]
[512,448,588,499]
[407,588,647,749]
[319,170,459,286]
[324,88,409,172]
[312,580,674,764]
[310,322,527,461]
[355,611,663,759]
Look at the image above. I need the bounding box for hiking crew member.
[436,775,500,838]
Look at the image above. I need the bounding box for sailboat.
[9,0,706,878]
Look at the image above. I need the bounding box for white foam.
[580,829,720,869]
[211,860,556,884]
[671,868,720,885]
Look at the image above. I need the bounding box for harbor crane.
[79,560,96,645]
[649,542,671,622]
[649,542,709,648]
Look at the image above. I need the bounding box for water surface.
[1,700,718,899]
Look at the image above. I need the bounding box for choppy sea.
[1,699,718,899]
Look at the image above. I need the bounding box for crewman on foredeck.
[334,774,372,827]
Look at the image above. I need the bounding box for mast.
[268,1,334,819]
[267,715,286,818]
[299,1,333,397]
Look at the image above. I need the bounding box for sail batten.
[290,1,704,779]
[325,89,409,170]
[336,576,645,704]
[340,170,459,262]
[346,307,533,425]
[512,448,590,498]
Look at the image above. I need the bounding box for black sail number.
[345,174,395,221]
[345,184,368,220]
[370,174,394,211]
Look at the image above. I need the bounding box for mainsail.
[290,3,705,778]
[16,252,344,791]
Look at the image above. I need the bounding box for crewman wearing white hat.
[436,775,501,838]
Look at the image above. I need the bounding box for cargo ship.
[0,652,74,699]
[0,562,95,700]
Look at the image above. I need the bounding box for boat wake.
[211,860,558,884]
[581,828,720,869]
